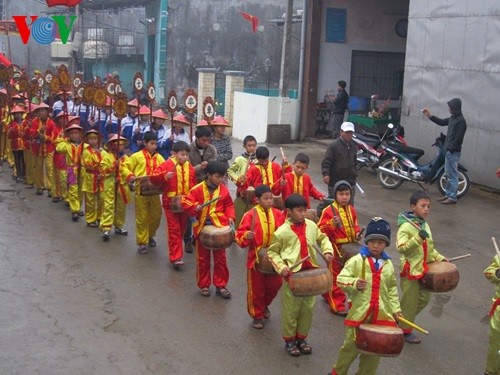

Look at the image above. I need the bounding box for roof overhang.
[81,0,156,11]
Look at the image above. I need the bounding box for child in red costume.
[149,141,196,267]
[318,180,363,316]
[182,161,235,298]
[235,184,285,329]
[273,152,324,208]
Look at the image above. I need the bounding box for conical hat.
[83,129,103,143]
[211,115,230,126]
[36,102,51,110]
[106,133,130,147]
[127,98,139,107]
[139,105,151,115]
[173,113,189,125]
[11,105,26,113]
[152,109,167,120]
[64,123,83,132]
[197,119,208,126]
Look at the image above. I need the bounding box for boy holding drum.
[235,184,285,329]
[149,141,196,267]
[483,253,500,375]
[318,180,363,316]
[124,131,165,254]
[330,217,403,375]
[397,191,447,344]
[182,161,235,298]
[267,194,334,356]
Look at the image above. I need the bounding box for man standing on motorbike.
[326,80,349,139]
[422,98,467,204]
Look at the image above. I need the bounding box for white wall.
[318,0,408,101]
[401,0,500,188]
[233,92,299,142]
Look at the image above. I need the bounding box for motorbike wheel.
[437,169,470,198]
[378,158,404,189]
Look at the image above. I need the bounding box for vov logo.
[13,15,77,45]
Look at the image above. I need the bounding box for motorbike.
[376,133,470,198]
[353,123,409,171]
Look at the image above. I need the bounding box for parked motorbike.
[353,123,408,171]
[376,133,470,198]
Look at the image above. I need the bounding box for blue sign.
[326,8,346,43]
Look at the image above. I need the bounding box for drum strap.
[489,298,500,317]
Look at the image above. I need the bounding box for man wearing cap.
[120,98,140,153]
[29,103,57,196]
[321,121,358,204]
[147,109,169,159]
[422,98,467,204]
[326,80,349,139]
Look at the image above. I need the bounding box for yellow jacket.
[123,149,164,195]
[81,145,102,194]
[484,255,500,331]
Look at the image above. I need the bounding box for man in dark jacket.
[423,98,467,204]
[321,121,358,203]
[327,80,349,139]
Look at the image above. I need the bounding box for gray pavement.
[0,138,499,375]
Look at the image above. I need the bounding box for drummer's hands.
[280,178,286,187]
[442,258,449,262]
[324,253,334,263]
[229,219,235,228]
[246,231,255,240]
[355,230,364,241]
[238,175,246,184]
[200,161,208,169]
[356,279,367,291]
[281,267,291,278]
[333,216,341,227]
[194,205,202,213]
[422,108,431,117]
[165,171,174,180]
[393,312,404,321]
[323,175,330,185]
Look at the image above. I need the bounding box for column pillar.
[223,70,246,135]
[196,67,218,123]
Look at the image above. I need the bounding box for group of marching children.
[2,86,498,375]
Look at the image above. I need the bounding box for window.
[87,28,103,40]
[350,50,405,99]
[119,34,134,46]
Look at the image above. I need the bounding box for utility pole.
[279,0,293,97]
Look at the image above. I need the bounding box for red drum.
[289,268,333,297]
[139,177,162,196]
[272,195,284,210]
[305,209,319,223]
[420,261,459,293]
[339,242,362,265]
[169,195,182,213]
[257,247,276,274]
[199,225,234,250]
[355,324,404,357]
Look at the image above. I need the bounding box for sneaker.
[47,192,52,198]
[441,198,457,205]
[332,309,348,317]
[114,228,128,235]
[173,259,184,269]
[200,287,211,297]
[77,210,84,216]
[148,238,157,247]
[71,213,79,222]
[36,189,43,195]
[102,230,110,242]
[436,196,448,202]
[52,197,61,203]
[216,287,232,299]
[404,333,421,344]
[26,184,34,189]
[184,242,194,253]
[137,245,148,254]
[264,307,271,319]
[87,221,99,228]
[252,319,264,329]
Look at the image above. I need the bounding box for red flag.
[239,11,259,33]
[46,0,82,7]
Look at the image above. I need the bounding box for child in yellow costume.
[124,131,164,254]
[81,129,103,227]
[99,134,135,241]
[55,118,84,221]
[484,254,500,375]
[330,217,403,375]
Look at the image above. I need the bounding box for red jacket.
[29,117,56,155]
[235,205,285,268]
[149,157,197,208]
[318,202,361,245]
[244,161,291,190]
[8,120,23,150]
[182,181,235,236]
[272,171,324,208]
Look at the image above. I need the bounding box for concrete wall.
[318,0,408,101]
[233,91,298,143]
[401,0,500,189]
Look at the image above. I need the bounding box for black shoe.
[102,230,110,241]
[77,210,84,216]
[36,189,43,195]
[137,245,148,254]
[114,228,128,235]
[436,196,448,202]
[148,238,157,247]
[441,198,457,205]
[71,213,79,222]
[87,221,99,228]
[185,242,194,253]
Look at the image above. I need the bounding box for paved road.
[0,139,498,374]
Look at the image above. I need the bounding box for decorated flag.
[239,11,259,33]
[46,0,82,7]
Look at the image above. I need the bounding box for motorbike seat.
[354,133,381,145]
[390,142,425,158]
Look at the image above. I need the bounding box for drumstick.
[401,213,421,230]
[250,207,257,233]
[396,316,429,335]
[492,237,500,259]
[289,254,311,271]
[313,244,328,262]
[200,196,220,209]
[280,147,286,161]
[355,182,365,194]
[447,254,471,262]
[361,256,366,280]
